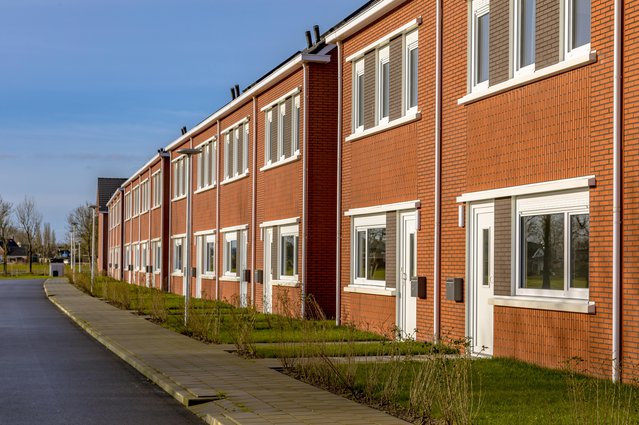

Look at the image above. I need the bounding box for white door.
[397,212,417,339]
[239,230,248,308]
[470,203,494,355]
[263,228,273,313]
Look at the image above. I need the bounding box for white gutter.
[335,41,343,326]
[325,0,410,43]
[612,0,623,383]
[301,63,309,318]
[433,0,443,343]
[215,121,221,300]
[251,96,257,307]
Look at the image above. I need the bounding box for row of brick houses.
[98,0,638,380]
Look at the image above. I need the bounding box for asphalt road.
[0,279,202,425]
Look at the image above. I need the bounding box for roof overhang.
[325,0,409,43]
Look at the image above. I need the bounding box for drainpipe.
[138,176,141,286]
[252,97,258,307]
[118,187,125,281]
[433,0,443,343]
[216,121,221,301]
[335,41,343,326]
[148,168,151,288]
[301,63,309,318]
[612,0,623,383]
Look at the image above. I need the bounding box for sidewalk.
[44,278,407,425]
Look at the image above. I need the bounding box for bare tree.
[0,196,13,275]
[67,203,94,264]
[15,197,43,274]
[42,222,57,260]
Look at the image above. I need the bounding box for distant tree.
[15,197,43,274]
[67,203,94,264]
[0,196,13,275]
[42,222,57,260]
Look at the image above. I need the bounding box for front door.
[470,202,494,355]
[239,230,248,308]
[195,237,202,298]
[263,228,273,313]
[397,212,417,339]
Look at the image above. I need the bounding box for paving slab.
[44,278,408,425]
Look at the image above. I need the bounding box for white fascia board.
[260,88,301,112]
[163,54,305,153]
[220,224,249,233]
[345,18,420,62]
[325,0,410,43]
[456,175,596,203]
[301,53,331,63]
[345,200,420,216]
[259,217,300,228]
[122,154,160,187]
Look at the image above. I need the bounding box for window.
[141,242,148,272]
[564,0,590,59]
[173,156,187,198]
[263,94,300,168]
[353,215,386,286]
[198,234,215,276]
[279,225,299,280]
[516,190,589,299]
[197,140,216,190]
[125,192,132,220]
[152,171,162,208]
[292,95,300,153]
[139,180,149,213]
[471,0,490,91]
[152,240,161,273]
[353,58,365,133]
[223,232,238,277]
[515,0,535,75]
[277,103,286,161]
[378,45,390,125]
[124,245,131,271]
[405,30,419,114]
[223,121,249,181]
[132,186,140,216]
[134,243,140,271]
[173,238,184,274]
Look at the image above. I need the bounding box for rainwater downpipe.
[216,121,221,301]
[612,0,623,383]
[433,0,443,343]
[335,40,343,326]
[119,187,125,281]
[301,62,309,318]
[252,97,258,307]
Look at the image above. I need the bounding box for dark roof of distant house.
[0,239,27,258]
[97,177,127,212]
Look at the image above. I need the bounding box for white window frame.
[124,192,131,220]
[514,0,536,77]
[198,233,216,277]
[265,110,273,165]
[471,0,490,92]
[292,95,300,154]
[352,214,387,287]
[377,44,390,125]
[196,139,216,190]
[172,237,184,275]
[277,103,286,162]
[223,232,238,278]
[279,224,299,281]
[134,243,140,271]
[124,244,131,271]
[563,0,591,60]
[173,156,187,199]
[243,123,249,174]
[353,58,365,133]
[224,132,231,180]
[233,127,240,177]
[141,241,148,271]
[152,240,161,273]
[515,190,589,300]
[152,171,162,208]
[404,29,419,115]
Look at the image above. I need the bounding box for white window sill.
[194,184,216,195]
[153,271,161,275]
[489,296,595,314]
[171,272,183,277]
[171,195,187,202]
[151,205,161,211]
[200,274,216,280]
[344,285,396,297]
[260,152,301,172]
[220,173,249,186]
[346,112,421,143]
[272,279,300,288]
[219,276,240,282]
[458,51,597,105]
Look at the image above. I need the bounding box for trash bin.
[50,258,65,277]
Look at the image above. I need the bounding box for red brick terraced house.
[96,177,126,274]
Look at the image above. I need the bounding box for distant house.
[0,239,28,263]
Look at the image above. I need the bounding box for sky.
[0,0,362,240]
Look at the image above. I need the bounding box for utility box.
[410,276,427,299]
[446,277,463,302]
[49,259,65,277]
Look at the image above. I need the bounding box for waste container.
[50,258,65,277]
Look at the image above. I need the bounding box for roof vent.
[230,87,236,100]
[234,84,240,98]
[180,126,187,135]
[313,25,321,44]
[305,31,313,48]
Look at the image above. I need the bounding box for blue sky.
[0,0,361,239]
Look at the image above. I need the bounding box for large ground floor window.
[352,214,386,286]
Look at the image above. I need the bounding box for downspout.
[252,97,258,307]
[160,150,169,291]
[168,157,172,292]
[301,62,309,318]
[216,120,221,300]
[148,168,151,288]
[137,176,141,286]
[335,41,343,326]
[433,0,443,343]
[119,187,125,281]
[612,0,623,383]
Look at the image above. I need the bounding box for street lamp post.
[89,205,97,294]
[177,147,201,327]
[70,222,77,280]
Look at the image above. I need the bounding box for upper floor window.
[353,59,365,133]
[124,192,132,220]
[264,92,301,168]
[378,45,390,125]
[223,121,248,181]
[565,0,590,59]
[405,30,419,114]
[515,0,536,75]
[471,0,490,92]
[197,139,216,190]
[173,156,187,199]
[132,186,140,216]
[140,180,149,213]
[152,171,162,208]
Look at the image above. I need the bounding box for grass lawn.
[0,262,51,279]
